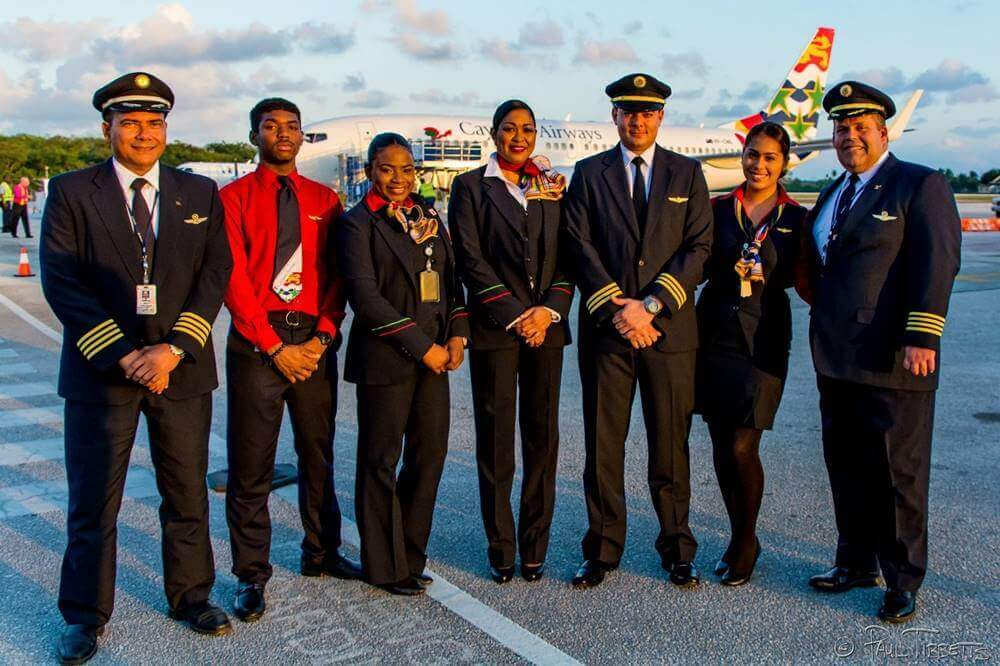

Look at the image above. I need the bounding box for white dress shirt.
[112,158,161,237]
[813,150,890,262]
[620,142,656,197]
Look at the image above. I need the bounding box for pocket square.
[667,196,689,204]
[184,213,206,225]
[871,211,898,222]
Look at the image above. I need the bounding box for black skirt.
[694,316,786,430]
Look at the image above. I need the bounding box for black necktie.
[632,156,647,231]
[274,175,301,280]
[831,173,860,234]
[130,178,154,270]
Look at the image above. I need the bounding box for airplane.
[195,27,923,199]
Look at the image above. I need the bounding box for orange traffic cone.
[14,247,35,278]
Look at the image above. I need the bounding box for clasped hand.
[611,296,661,349]
[269,337,327,383]
[422,337,465,374]
[513,306,553,347]
[119,344,181,395]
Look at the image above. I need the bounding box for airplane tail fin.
[888,90,923,142]
[720,26,836,144]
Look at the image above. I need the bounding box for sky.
[1,0,997,178]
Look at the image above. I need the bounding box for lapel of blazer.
[370,204,419,291]
[643,146,673,238]
[482,176,526,239]
[600,148,640,242]
[833,153,898,244]
[151,165,182,285]
[90,159,142,284]
[806,174,844,254]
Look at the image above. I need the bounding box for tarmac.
[0,209,996,664]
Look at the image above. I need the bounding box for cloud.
[623,20,642,35]
[665,112,699,127]
[841,67,908,93]
[0,17,107,60]
[409,89,495,108]
[572,38,638,65]
[951,124,1000,139]
[661,52,710,79]
[706,103,753,118]
[480,39,525,65]
[398,34,462,60]
[844,59,994,106]
[518,20,564,48]
[911,59,988,91]
[242,66,318,95]
[379,0,452,36]
[671,87,705,101]
[946,83,998,103]
[292,22,356,54]
[342,73,366,93]
[346,90,394,109]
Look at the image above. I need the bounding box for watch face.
[317,332,333,346]
[645,298,661,314]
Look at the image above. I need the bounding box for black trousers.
[470,345,563,568]
[9,203,29,237]
[818,375,934,591]
[579,347,697,565]
[1,203,10,232]
[355,370,449,585]
[225,326,341,585]
[59,393,215,626]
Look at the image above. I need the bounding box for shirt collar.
[113,158,159,192]
[727,182,798,207]
[845,149,890,188]
[364,188,414,214]
[620,142,657,169]
[484,153,505,180]
[254,164,302,191]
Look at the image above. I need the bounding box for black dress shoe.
[571,560,615,589]
[720,540,760,587]
[234,581,266,622]
[878,589,917,623]
[665,561,701,587]
[57,625,103,665]
[521,563,545,582]
[413,573,434,587]
[809,566,881,593]
[168,600,233,636]
[713,560,729,577]
[301,553,364,580]
[376,577,426,596]
[490,565,515,584]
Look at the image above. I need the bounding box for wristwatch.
[315,331,334,347]
[168,344,186,359]
[643,295,663,315]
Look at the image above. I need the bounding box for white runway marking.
[275,485,581,666]
[0,438,63,466]
[0,349,18,359]
[0,363,36,377]
[0,274,581,665]
[0,468,158,519]
[0,406,62,429]
[0,382,56,400]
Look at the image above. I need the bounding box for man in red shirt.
[221,98,361,623]
[10,176,32,238]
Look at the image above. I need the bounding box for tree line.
[0,134,256,186]
[785,168,999,193]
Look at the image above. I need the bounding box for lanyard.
[734,197,783,247]
[124,190,159,284]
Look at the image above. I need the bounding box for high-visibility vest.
[0,183,12,204]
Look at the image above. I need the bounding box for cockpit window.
[304,132,328,143]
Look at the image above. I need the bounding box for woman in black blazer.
[449,100,574,584]
[694,122,807,586]
[337,133,470,596]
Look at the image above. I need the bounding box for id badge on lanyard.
[419,242,441,303]
[127,192,159,315]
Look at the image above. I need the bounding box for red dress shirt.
[221,166,345,351]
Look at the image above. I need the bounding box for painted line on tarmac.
[274,485,581,666]
[0,382,56,400]
[0,406,62,429]
[0,293,62,344]
[0,273,581,665]
[0,468,158,519]
[0,363,36,377]
[0,437,63,466]
[0,349,18,359]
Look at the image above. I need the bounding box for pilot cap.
[605,73,671,112]
[823,80,896,120]
[92,72,174,116]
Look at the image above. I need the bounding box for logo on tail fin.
[764,27,835,142]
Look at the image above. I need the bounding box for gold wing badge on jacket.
[184,213,206,224]
[667,196,689,203]
[872,211,898,222]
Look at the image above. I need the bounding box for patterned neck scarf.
[365,190,440,244]
[496,154,566,201]
[731,184,794,298]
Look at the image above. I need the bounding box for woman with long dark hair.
[694,121,807,586]
[449,100,573,584]
[337,133,469,596]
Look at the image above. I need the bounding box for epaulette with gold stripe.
[905,312,945,337]
[173,312,212,347]
[78,319,124,360]
[655,273,686,310]
[586,282,624,314]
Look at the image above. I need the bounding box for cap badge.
[633,75,647,88]
[840,84,852,97]
[134,74,151,89]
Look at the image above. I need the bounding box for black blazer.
[40,159,233,404]
[563,145,713,353]
[800,153,962,391]
[448,166,574,350]
[696,190,807,374]
[337,199,470,386]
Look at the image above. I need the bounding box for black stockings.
[710,423,764,573]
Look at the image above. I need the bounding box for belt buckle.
[284,311,301,327]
